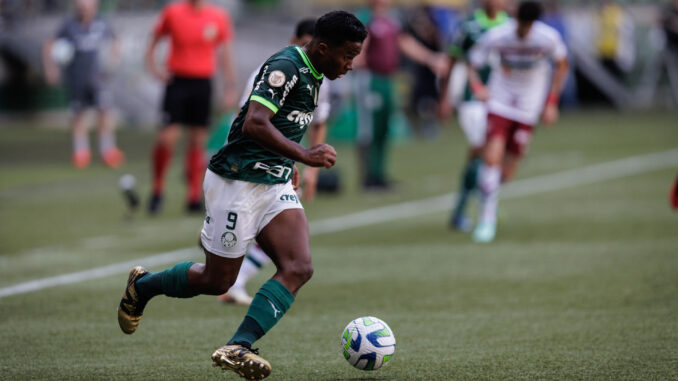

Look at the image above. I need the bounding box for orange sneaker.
[72,149,91,169]
[102,147,125,169]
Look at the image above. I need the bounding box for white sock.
[99,131,116,152]
[73,132,89,153]
[478,164,501,225]
[232,244,271,290]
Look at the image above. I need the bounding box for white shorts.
[200,169,303,258]
[457,101,488,148]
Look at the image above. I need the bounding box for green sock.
[453,158,481,218]
[135,261,199,300]
[228,279,295,347]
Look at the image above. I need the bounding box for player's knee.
[282,260,313,285]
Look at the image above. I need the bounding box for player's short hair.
[314,10,367,47]
[517,1,542,22]
[295,18,316,39]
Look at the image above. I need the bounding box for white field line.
[1,149,677,299]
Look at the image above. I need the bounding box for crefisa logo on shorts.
[221,232,237,248]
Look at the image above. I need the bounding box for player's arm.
[541,57,569,126]
[398,34,448,77]
[243,102,336,168]
[467,31,494,102]
[146,9,169,82]
[542,32,570,126]
[42,36,59,85]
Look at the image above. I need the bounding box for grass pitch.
[0,110,677,380]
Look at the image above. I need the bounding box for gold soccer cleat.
[117,266,149,334]
[211,345,272,380]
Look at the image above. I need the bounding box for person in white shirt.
[219,18,332,305]
[467,1,569,243]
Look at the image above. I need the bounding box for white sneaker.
[472,221,496,243]
[218,287,253,306]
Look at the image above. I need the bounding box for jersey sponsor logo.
[287,110,314,127]
[221,231,237,248]
[253,162,292,180]
[280,74,298,107]
[203,23,218,41]
[299,67,310,74]
[279,194,299,203]
[268,70,286,87]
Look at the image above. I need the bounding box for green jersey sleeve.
[249,58,299,115]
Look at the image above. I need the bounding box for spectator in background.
[541,0,577,108]
[145,0,237,215]
[355,0,447,190]
[402,5,445,138]
[662,0,678,106]
[596,0,635,81]
[43,0,123,169]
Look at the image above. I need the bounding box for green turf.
[0,111,677,380]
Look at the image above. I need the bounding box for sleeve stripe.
[250,95,279,114]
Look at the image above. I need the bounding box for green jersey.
[448,9,509,101]
[209,45,324,184]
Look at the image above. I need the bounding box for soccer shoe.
[72,149,91,169]
[185,200,205,214]
[218,287,254,306]
[148,193,164,216]
[472,221,496,243]
[101,147,125,169]
[450,214,473,233]
[212,345,271,380]
[117,266,149,334]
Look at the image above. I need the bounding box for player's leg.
[225,208,310,349]
[218,244,271,306]
[95,87,124,168]
[473,114,509,243]
[185,78,212,212]
[71,109,91,169]
[149,125,181,214]
[365,74,391,188]
[450,101,487,231]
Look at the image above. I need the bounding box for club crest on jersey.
[268,70,286,88]
[221,232,237,248]
[203,23,218,41]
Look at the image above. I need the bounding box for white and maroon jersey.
[469,19,567,125]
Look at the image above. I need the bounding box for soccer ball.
[341,316,396,371]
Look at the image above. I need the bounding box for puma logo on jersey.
[268,299,281,318]
[267,88,277,99]
[287,110,313,127]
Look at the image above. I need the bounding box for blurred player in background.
[117,11,367,379]
[468,1,569,242]
[42,0,123,169]
[438,0,509,232]
[145,0,237,214]
[355,0,447,190]
[218,18,332,306]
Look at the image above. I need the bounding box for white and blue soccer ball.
[341,316,396,371]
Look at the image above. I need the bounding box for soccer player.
[145,0,237,214]
[438,0,509,231]
[42,0,124,169]
[117,11,367,380]
[218,18,331,306]
[468,1,569,242]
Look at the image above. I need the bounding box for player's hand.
[471,82,489,102]
[149,64,170,83]
[428,53,449,78]
[292,165,300,190]
[304,144,336,168]
[302,167,319,202]
[541,104,559,126]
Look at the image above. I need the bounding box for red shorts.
[486,113,534,157]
